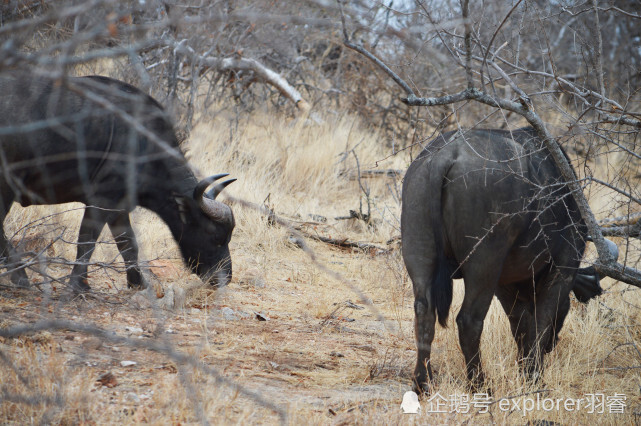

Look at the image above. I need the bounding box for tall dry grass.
[1,108,640,424]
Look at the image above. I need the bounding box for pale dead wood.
[340,169,403,180]
[600,212,641,227]
[293,231,392,254]
[600,213,641,238]
[171,41,310,113]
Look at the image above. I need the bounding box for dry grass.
[1,109,640,424]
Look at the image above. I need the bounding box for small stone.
[82,337,103,350]
[120,360,137,367]
[126,392,141,404]
[96,372,118,388]
[250,275,266,288]
[221,307,237,321]
[131,292,152,309]
[401,391,421,414]
[255,312,270,321]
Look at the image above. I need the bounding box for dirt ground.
[1,114,640,424]
[2,243,639,425]
[0,243,423,425]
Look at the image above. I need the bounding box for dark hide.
[401,128,603,393]
[0,73,235,291]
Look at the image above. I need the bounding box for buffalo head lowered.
[175,173,237,287]
[0,72,236,291]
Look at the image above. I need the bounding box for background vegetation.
[1,0,640,423]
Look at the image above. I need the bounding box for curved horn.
[206,178,237,200]
[193,173,229,201]
[604,238,620,261]
[586,235,620,262]
[200,198,234,222]
[194,175,236,223]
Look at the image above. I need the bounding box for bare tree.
[338,0,641,287]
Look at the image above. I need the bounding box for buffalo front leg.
[68,208,112,292]
[0,193,29,287]
[545,294,570,354]
[0,231,30,287]
[524,278,573,383]
[107,212,146,289]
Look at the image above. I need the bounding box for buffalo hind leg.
[404,251,438,394]
[107,212,147,289]
[496,285,538,381]
[413,294,436,394]
[458,257,504,392]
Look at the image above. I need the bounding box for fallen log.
[599,213,641,238]
[340,169,403,180]
[292,232,392,254]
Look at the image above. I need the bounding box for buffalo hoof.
[412,376,433,396]
[127,278,148,290]
[9,268,30,288]
[470,380,493,397]
[210,274,231,288]
[125,268,148,290]
[12,275,31,288]
[68,277,91,293]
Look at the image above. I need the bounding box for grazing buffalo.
[402,127,612,393]
[0,73,236,291]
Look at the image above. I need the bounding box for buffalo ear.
[573,271,603,303]
[174,195,190,225]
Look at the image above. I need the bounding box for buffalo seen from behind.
[0,73,236,291]
[402,128,617,393]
